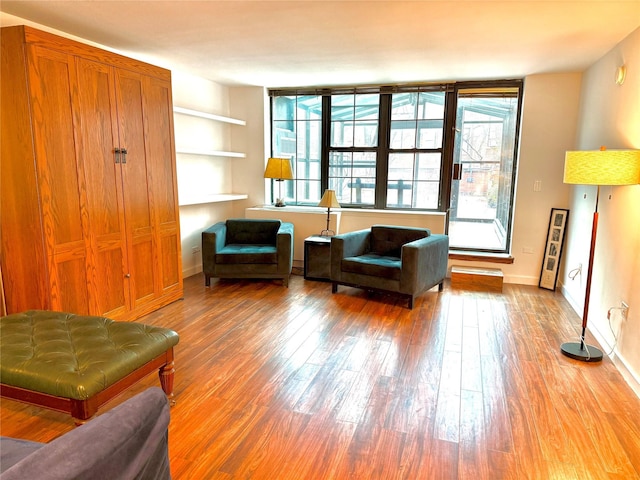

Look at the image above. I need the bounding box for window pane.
[329,151,376,206]
[272,95,322,204]
[416,153,441,181]
[331,95,354,120]
[391,93,418,120]
[418,92,445,119]
[388,153,414,180]
[330,94,379,148]
[449,90,519,251]
[413,181,440,209]
[387,153,441,208]
[416,119,443,148]
[390,92,445,149]
[390,120,416,149]
[273,96,295,121]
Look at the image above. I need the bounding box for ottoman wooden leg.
[159,361,176,406]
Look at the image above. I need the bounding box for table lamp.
[318,189,340,236]
[264,157,293,207]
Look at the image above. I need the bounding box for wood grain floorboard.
[2,274,640,479]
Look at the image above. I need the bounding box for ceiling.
[1,1,639,88]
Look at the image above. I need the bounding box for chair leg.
[438,281,444,292]
[332,282,338,294]
[408,296,414,309]
[205,275,211,287]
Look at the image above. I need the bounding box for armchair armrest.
[400,234,449,293]
[0,388,171,480]
[276,222,294,276]
[330,229,371,281]
[202,222,227,285]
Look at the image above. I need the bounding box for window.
[449,88,521,251]
[272,95,323,203]
[328,93,380,206]
[387,91,445,209]
[269,81,523,254]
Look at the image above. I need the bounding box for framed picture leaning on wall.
[539,208,569,290]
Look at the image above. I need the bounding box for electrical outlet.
[621,301,629,320]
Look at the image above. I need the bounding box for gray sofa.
[330,225,449,309]
[0,387,171,480]
[202,218,294,287]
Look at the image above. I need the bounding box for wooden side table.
[304,235,332,281]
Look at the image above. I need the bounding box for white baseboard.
[183,265,202,278]
[611,352,640,398]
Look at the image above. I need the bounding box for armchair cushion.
[341,253,402,281]
[215,245,278,265]
[370,225,429,258]
[225,219,280,245]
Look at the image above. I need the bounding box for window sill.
[448,252,514,264]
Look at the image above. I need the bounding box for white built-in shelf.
[173,106,246,126]
[175,148,246,158]
[179,193,248,207]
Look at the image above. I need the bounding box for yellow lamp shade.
[318,189,341,208]
[564,148,640,186]
[264,157,293,180]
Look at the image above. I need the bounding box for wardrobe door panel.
[131,239,155,300]
[27,45,90,312]
[144,76,182,290]
[28,46,84,248]
[56,257,90,314]
[115,69,158,308]
[75,57,129,316]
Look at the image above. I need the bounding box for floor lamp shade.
[561,148,640,362]
[264,157,294,207]
[564,149,640,185]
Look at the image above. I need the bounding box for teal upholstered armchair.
[330,225,449,309]
[202,219,294,287]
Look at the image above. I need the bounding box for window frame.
[269,79,524,253]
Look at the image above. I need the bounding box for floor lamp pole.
[560,186,603,362]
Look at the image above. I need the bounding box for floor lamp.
[561,147,640,362]
[264,157,294,207]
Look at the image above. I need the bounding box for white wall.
[560,27,640,394]
[511,74,581,284]
[172,73,249,277]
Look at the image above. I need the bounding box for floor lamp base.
[560,342,603,362]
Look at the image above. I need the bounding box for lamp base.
[560,342,603,362]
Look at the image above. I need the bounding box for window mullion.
[376,94,392,209]
[321,95,331,192]
[441,90,457,215]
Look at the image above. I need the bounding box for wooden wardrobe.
[1,25,183,321]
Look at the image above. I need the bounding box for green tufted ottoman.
[0,310,179,424]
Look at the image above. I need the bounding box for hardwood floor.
[2,274,640,479]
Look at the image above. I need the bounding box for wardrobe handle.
[121,148,128,164]
[124,273,131,278]
[114,148,121,164]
